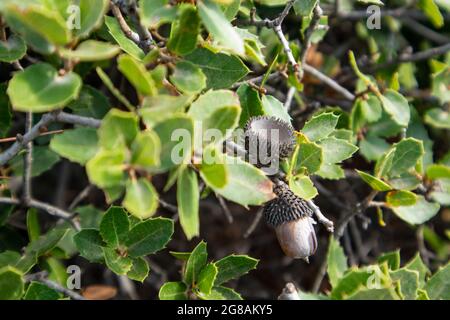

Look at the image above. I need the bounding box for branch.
[401,17,449,45]
[0,112,100,166]
[25,272,85,300]
[299,5,323,77]
[363,42,450,73]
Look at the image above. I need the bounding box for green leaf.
[139,0,177,28]
[177,168,200,240]
[348,287,399,300]
[0,84,11,138]
[100,206,130,248]
[426,164,450,179]
[359,135,390,162]
[7,63,81,112]
[379,90,410,127]
[386,190,417,207]
[261,95,291,124]
[118,54,156,96]
[170,61,206,94]
[302,112,339,142]
[404,253,430,288]
[26,209,40,242]
[197,263,218,295]
[73,229,105,263]
[214,255,258,286]
[98,109,139,149]
[295,142,323,174]
[23,282,60,300]
[212,154,275,207]
[288,175,318,200]
[197,0,244,55]
[237,84,264,127]
[105,16,144,60]
[203,106,241,145]
[0,34,26,62]
[377,250,401,270]
[140,94,193,127]
[388,172,421,191]
[10,146,60,177]
[130,131,161,168]
[189,89,240,121]
[327,237,348,288]
[103,247,133,275]
[125,218,174,257]
[320,137,358,164]
[123,178,159,219]
[1,2,71,46]
[330,268,373,299]
[26,228,69,257]
[96,67,134,111]
[75,0,109,38]
[153,114,194,172]
[418,0,444,28]
[159,281,188,300]
[186,48,249,89]
[50,128,98,165]
[185,241,208,285]
[199,147,228,189]
[294,0,318,18]
[391,196,440,225]
[59,40,120,61]
[424,263,450,299]
[424,108,450,129]
[68,85,110,119]
[167,5,200,55]
[86,147,126,189]
[199,286,242,300]
[0,251,20,268]
[431,67,450,104]
[0,266,24,300]
[127,257,150,282]
[317,163,345,180]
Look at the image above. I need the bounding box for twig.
[0,197,80,230]
[25,272,85,300]
[299,4,323,78]
[401,17,450,45]
[0,130,64,144]
[244,207,263,238]
[110,1,140,44]
[68,184,93,211]
[284,87,296,112]
[306,199,334,232]
[117,275,139,300]
[303,64,355,100]
[23,112,33,204]
[363,43,450,73]
[217,195,233,223]
[0,112,100,166]
[158,199,178,215]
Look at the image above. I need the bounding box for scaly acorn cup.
[244,116,296,170]
[263,179,318,262]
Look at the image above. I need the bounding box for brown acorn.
[263,179,317,261]
[244,116,296,169]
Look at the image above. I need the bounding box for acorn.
[244,116,296,169]
[263,179,318,261]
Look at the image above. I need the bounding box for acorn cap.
[244,116,296,166]
[263,180,313,227]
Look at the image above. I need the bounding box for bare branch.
[25,272,85,300]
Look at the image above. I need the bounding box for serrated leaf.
[73,229,105,263]
[103,247,132,275]
[404,253,430,288]
[186,48,249,89]
[302,112,339,142]
[7,63,81,112]
[127,257,150,282]
[159,281,188,300]
[390,268,419,300]
[295,142,323,174]
[177,167,200,240]
[199,286,242,300]
[0,266,24,300]
[185,241,208,286]
[23,282,60,300]
[320,137,358,164]
[377,250,401,270]
[197,263,218,295]
[100,207,130,248]
[424,263,450,299]
[214,255,258,286]
[327,237,348,288]
[125,218,174,257]
[237,84,264,126]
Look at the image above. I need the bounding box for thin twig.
[401,17,450,45]
[217,195,233,224]
[25,272,85,300]
[284,87,296,112]
[110,1,140,44]
[306,199,334,232]
[244,207,263,238]
[68,185,93,211]
[299,4,323,78]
